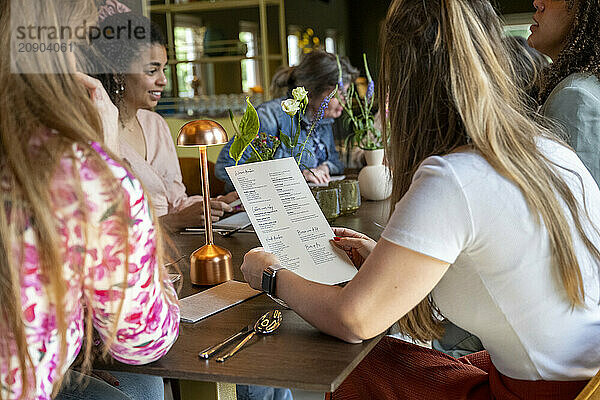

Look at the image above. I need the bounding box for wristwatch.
[261,265,283,296]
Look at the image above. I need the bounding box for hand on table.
[215,191,238,204]
[240,248,280,290]
[303,164,330,185]
[73,72,120,156]
[160,198,232,231]
[189,198,233,223]
[215,191,243,211]
[331,227,376,269]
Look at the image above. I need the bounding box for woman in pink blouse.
[93,12,238,232]
[0,1,179,399]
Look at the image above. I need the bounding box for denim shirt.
[215,97,344,192]
[541,73,600,185]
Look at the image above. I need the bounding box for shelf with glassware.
[149,0,282,13]
[166,54,284,64]
[156,92,263,118]
[149,0,287,99]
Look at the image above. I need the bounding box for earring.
[115,84,124,95]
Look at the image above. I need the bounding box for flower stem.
[249,142,263,161]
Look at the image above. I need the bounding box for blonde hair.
[380,0,600,341]
[0,1,168,397]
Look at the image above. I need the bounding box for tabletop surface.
[95,199,392,392]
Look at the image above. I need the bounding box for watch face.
[262,267,274,294]
[263,267,278,295]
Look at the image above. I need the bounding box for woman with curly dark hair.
[92,12,238,232]
[528,0,600,184]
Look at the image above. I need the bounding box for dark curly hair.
[538,0,600,103]
[92,12,166,108]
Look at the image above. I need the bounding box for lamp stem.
[199,146,213,245]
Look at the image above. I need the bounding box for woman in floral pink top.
[0,1,179,399]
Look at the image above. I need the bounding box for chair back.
[178,157,226,197]
[575,370,600,400]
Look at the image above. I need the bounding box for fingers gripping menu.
[226,158,357,285]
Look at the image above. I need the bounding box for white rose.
[281,99,301,116]
[291,87,308,103]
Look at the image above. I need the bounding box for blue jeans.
[56,370,164,400]
[237,384,293,400]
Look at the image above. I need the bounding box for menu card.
[179,280,261,323]
[226,158,357,285]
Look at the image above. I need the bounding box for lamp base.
[189,244,234,285]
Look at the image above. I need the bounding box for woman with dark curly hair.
[528,0,600,184]
[91,12,238,232]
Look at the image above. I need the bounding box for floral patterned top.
[0,141,180,399]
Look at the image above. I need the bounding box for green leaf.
[239,97,259,140]
[229,138,247,164]
[229,98,260,163]
[280,132,292,148]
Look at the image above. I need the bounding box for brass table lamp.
[177,120,233,285]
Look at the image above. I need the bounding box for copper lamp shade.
[177,120,230,147]
[177,120,233,286]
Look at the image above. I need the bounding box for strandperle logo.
[10,0,150,74]
[14,19,148,42]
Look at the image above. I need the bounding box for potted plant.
[228,86,336,169]
[227,87,341,218]
[337,54,391,201]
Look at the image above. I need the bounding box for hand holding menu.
[226,158,357,285]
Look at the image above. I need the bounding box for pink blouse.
[0,141,180,399]
[120,110,203,217]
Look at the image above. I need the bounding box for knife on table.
[198,324,253,359]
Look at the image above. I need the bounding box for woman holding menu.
[240,0,600,398]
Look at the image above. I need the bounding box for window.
[239,21,260,93]
[503,13,533,40]
[287,34,300,66]
[325,37,335,53]
[325,29,336,54]
[174,24,205,97]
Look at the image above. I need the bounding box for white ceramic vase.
[358,148,392,201]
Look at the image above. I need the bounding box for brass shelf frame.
[149,0,288,99]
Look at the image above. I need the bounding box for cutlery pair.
[219,222,253,238]
[198,310,282,362]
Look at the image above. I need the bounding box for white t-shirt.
[382,137,600,381]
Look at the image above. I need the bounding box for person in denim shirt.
[528,0,600,184]
[216,51,358,192]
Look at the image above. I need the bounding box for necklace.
[119,106,138,134]
[119,115,147,160]
[119,118,137,133]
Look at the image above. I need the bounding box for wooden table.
[95,199,392,399]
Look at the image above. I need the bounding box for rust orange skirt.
[328,336,588,400]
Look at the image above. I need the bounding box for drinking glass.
[312,187,340,222]
[329,179,361,215]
